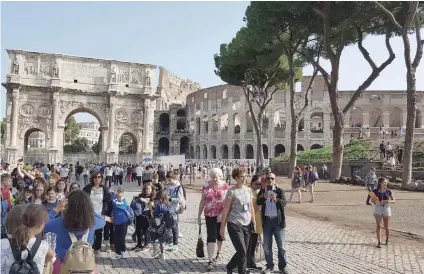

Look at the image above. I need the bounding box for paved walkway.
[95,183,424,274]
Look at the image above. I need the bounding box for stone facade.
[2,49,184,164]
[154,75,424,160]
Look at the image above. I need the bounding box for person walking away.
[257,172,288,274]
[75,162,83,182]
[197,168,229,271]
[82,171,113,254]
[135,165,143,187]
[370,178,396,248]
[111,187,130,259]
[149,191,172,260]
[1,204,55,274]
[379,141,386,161]
[219,167,255,274]
[142,166,153,185]
[288,167,302,203]
[247,174,263,271]
[179,164,185,182]
[127,165,133,183]
[104,165,114,188]
[365,168,378,205]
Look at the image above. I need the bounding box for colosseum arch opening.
[176,109,187,117]
[196,117,201,135]
[221,113,228,132]
[158,137,169,156]
[246,144,254,159]
[274,144,285,157]
[389,107,403,128]
[203,145,208,159]
[233,144,241,159]
[211,114,219,131]
[310,144,323,150]
[203,115,209,134]
[262,144,269,159]
[350,107,363,127]
[274,109,286,130]
[298,118,305,132]
[233,113,241,134]
[246,112,253,133]
[180,136,189,156]
[297,144,305,151]
[370,108,383,127]
[211,145,217,159]
[310,107,324,132]
[160,113,170,133]
[176,118,187,131]
[221,145,229,159]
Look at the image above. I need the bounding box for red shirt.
[1,187,12,209]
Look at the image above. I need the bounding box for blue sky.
[1,1,423,123]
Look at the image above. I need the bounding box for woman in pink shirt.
[197,168,229,271]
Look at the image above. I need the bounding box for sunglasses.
[94,176,102,179]
[266,177,275,180]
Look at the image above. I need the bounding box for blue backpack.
[124,206,135,224]
[163,210,177,229]
[310,171,318,183]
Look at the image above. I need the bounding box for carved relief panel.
[40,57,53,77]
[117,67,129,83]
[24,56,38,75]
[131,68,142,85]
[115,110,129,123]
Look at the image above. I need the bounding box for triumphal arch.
[2,49,157,164]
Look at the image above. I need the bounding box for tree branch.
[264,87,279,107]
[298,44,322,117]
[314,3,337,64]
[342,29,395,114]
[404,2,419,31]
[298,39,331,89]
[356,25,377,70]
[374,1,402,31]
[412,12,424,69]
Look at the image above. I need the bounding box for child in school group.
[111,187,132,259]
[148,191,173,260]
[131,183,156,251]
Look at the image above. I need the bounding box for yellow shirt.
[250,186,263,235]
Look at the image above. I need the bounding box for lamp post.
[241,68,266,174]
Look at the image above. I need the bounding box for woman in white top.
[1,204,55,274]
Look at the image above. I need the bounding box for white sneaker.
[179,233,183,238]
[111,253,122,260]
[159,253,166,260]
[121,252,128,259]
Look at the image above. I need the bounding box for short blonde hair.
[209,168,223,179]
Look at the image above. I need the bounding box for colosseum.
[153,75,424,160]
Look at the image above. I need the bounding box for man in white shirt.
[135,164,143,187]
[59,164,69,182]
[104,165,114,188]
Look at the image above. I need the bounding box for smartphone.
[103,216,113,223]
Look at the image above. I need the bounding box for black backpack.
[9,236,42,274]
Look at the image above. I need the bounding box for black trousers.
[105,176,113,188]
[117,175,123,185]
[227,222,251,274]
[135,214,151,246]
[114,223,128,255]
[171,214,180,245]
[93,228,103,251]
[247,232,259,267]
[104,222,115,245]
[136,176,142,186]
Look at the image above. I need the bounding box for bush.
[273,140,375,163]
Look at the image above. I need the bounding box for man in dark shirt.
[157,165,166,183]
[257,173,288,274]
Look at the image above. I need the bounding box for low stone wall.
[270,161,381,178]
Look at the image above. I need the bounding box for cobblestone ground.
[95,183,424,274]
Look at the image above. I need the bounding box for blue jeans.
[263,217,287,270]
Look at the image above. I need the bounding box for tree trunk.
[289,116,298,179]
[254,116,264,173]
[402,69,417,187]
[331,115,344,181]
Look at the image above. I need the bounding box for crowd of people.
[0,158,396,274]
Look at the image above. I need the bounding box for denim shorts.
[373,205,391,217]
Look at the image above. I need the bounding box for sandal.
[213,252,220,262]
[207,261,214,271]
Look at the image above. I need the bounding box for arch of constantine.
[2,49,200,165]
[154,75,424,161]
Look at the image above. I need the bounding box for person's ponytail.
[12,224,30,250]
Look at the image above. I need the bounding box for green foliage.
[64,116,82,143]
[92,142,100,155]
[63,137,89,153]
[1,120,4,140]
[274,140,376,162]
[214,27,299,89]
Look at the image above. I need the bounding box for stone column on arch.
[9,87,20,147]
[143,97,154,156]
[108,96,116,151]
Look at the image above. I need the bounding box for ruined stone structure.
[155,75,424,160]
[2,49,200,165]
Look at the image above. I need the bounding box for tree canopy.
[64,116,82,144]
[63,137,89,153]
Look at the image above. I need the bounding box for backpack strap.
[68,231,89,243]
[28,235,42,260]
[8,238,22,262]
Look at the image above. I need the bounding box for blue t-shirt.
[372,189,392,202]
[112,197,129,225]
[43,213,106,261]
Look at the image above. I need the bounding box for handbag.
[195,225,205,258]
[254,235,265,263]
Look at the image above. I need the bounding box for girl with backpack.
[131,183,155,251]
[43,190,106,274]
[15,185,33,205]
[111,187,130,259]
[1,204,55,274]
[149,191,172,260]
[165,170,185,253]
